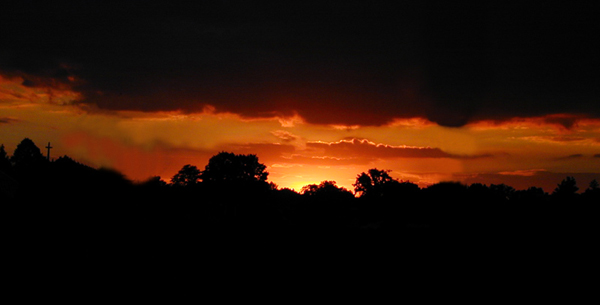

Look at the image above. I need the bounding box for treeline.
[2,138,599,257]
[2,138,598,202]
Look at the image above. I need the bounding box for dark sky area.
[1,1,598,127]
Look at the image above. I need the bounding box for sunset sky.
[1,1,599,192]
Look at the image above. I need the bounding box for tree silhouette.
[588,179,599,191]
[142,176,167,188]
[11,138,46,171]
[513,186,547,202]
[583,179,600,202]
[201,152,268,183]
[51,155,96,183]
[171,164,202,187]
[54,155,94,171]
[0,144,11,173]
[393,181,420,198]
[552,176,579,199]
[353,168,398,198]
[489,184,516,201]
[301,180,354,200]
[4,134,599,257]
[301,183,320,196]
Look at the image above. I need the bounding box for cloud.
[498,169,547,177]
[542,115,581,130]
[514,134,600,146]
[191,137,488,170]
[548,136,587,143]
[308,138,451,159]
[305,138,489,162]
[551,154,600,160]
[271,130,298,142]
[554,154,584,161]
[1,1,598,127]
[213,143,297,164]
[467,114,600,132]
[0,117,18,125]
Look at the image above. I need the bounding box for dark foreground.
[3,164,598,300]
[6,186,598,294]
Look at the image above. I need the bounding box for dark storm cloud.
[1,1,599,126]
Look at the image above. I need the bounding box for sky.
[1,1,599,192]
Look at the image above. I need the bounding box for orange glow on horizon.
[1,77,599,194]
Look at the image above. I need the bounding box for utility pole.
[46,142,53,161]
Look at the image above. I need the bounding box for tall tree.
[552,176,579,199]
[201,152,268,183]
[11,138,46,171]
[353,168,398,198]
